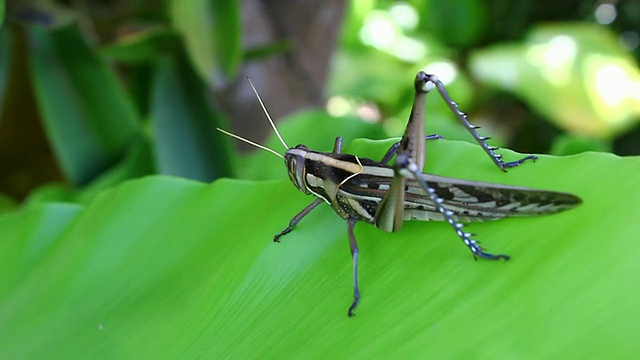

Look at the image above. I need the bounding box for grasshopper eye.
[285,152,309,194]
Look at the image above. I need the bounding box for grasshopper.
[218,72,581,317]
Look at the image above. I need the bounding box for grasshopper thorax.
[285,145,310,194]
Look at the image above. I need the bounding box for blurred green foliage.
[0,1,4,29]
[329,0,640,155]
[0,0,638,203]
[0,1,239,203]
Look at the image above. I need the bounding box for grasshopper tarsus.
[348,300,359,318]
[500,155,539,171]
[469,240,511,260]
[476,252,511,261]
[459,228,510,261]
[466,236,510,260]
[273,229,289,242]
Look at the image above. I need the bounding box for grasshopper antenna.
[246,77,289,150]
[216,128,284,160]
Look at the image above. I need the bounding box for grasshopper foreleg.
[274,198,324,242]
[274,137,345,242]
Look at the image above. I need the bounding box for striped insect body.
[218,73,581,317]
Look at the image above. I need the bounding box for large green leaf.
[0,140,636,358]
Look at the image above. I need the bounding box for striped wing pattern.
[328,157,581,224]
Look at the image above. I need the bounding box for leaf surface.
[0,140,636,358]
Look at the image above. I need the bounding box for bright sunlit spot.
[355,103,381,123]
[358,4,428,62]
[594,62,640,107]
[326,96,353,117]
[584,54,640,131]
[527,35,577,86]
[421,61,458,84]
[392,37,428,62]
[388,2,419,30]
[594,3,617,25]
[359,11,398,50]
[326,97,381,123]
[544,36,578,67]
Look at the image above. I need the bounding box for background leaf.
[0,140,636,358]
[101,26,177,64]
[169,0,241,86]
[150,52,232,181]
[0,0,4,29]
[421,0,488,47]
[26,24,140,185]
[0,27,9,113]
[470,23,640,139]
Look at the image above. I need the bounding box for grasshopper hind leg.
[422,72,537,172]
[398,154,510,261]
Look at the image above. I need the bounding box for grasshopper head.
[284,145,310,194]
